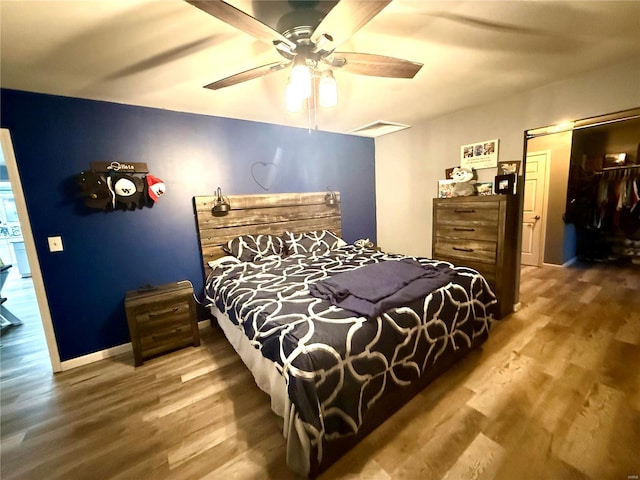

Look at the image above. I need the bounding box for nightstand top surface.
[125,280,193,300]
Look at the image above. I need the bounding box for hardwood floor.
[1,262,639,479]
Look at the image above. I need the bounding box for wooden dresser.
[125,280,200,366]
[432,194,520,318]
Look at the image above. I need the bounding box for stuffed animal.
[451,166,477,197]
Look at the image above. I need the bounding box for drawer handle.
[152,327,185,340]
[452,246,474,252]
[149,306,180,318]
[454,209,476,213]
[453,227,475,232]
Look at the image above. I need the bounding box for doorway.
[522,129,574,267]
[521,150,550,266]
[0,129,60,372]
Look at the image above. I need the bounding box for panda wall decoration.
[76,161,165,211]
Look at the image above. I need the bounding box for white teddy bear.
[451,166,477,197]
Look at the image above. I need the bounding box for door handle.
[526,215,541,227]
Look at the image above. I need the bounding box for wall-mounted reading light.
[212,187,231,215]
[324,188,338,207]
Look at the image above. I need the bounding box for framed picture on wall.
[460,138,499,170]
[495,174,516,195]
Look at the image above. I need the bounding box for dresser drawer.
[434,224,497,241]
[433,238,497,264]
[434,200,499,226]
[435,254,497,284]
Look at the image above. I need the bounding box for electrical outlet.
[48,236,64,252]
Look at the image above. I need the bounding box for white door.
[521,150,550,266]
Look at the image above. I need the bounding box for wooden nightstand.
[125,280,200,366]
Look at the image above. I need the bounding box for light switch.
[48,236,64,252]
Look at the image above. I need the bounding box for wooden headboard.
[193,192,342,274]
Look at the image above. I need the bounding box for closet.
[566,114,640,263]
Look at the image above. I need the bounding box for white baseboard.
[59,319,212,371]
[60,343,132,371]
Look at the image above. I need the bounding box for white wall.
[375,56,640,257]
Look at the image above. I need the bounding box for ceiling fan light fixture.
[319,70,337,108]
[285,80,304,113]
[313,33,335,56]
[290,56,312,99]
[187,0,422,124]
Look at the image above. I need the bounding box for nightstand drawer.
[139,327,194,359]
[135,302,192,332]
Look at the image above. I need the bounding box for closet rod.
[601,164,640,171]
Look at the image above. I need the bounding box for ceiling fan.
[185,0,423,107]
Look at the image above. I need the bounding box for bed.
[193,192,497,477]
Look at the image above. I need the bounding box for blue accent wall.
[1,89,376,361]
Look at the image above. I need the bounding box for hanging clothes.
[620,172,640,236]
[591,167,640,234]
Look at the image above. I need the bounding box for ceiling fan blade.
[310,0,392,48]
[328,52,423,78]
[186,0,295,50]
[204,61,289,90]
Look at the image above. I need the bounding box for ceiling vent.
[347,121,411,138]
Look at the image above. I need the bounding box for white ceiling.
[2,0,639,135]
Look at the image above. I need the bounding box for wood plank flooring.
[1,262,639,479]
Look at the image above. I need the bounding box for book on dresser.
[432,194,520,319]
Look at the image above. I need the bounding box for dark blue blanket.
[309,258,456,318]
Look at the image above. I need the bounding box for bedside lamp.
[324,189,338,206]
[212,187,231,215]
